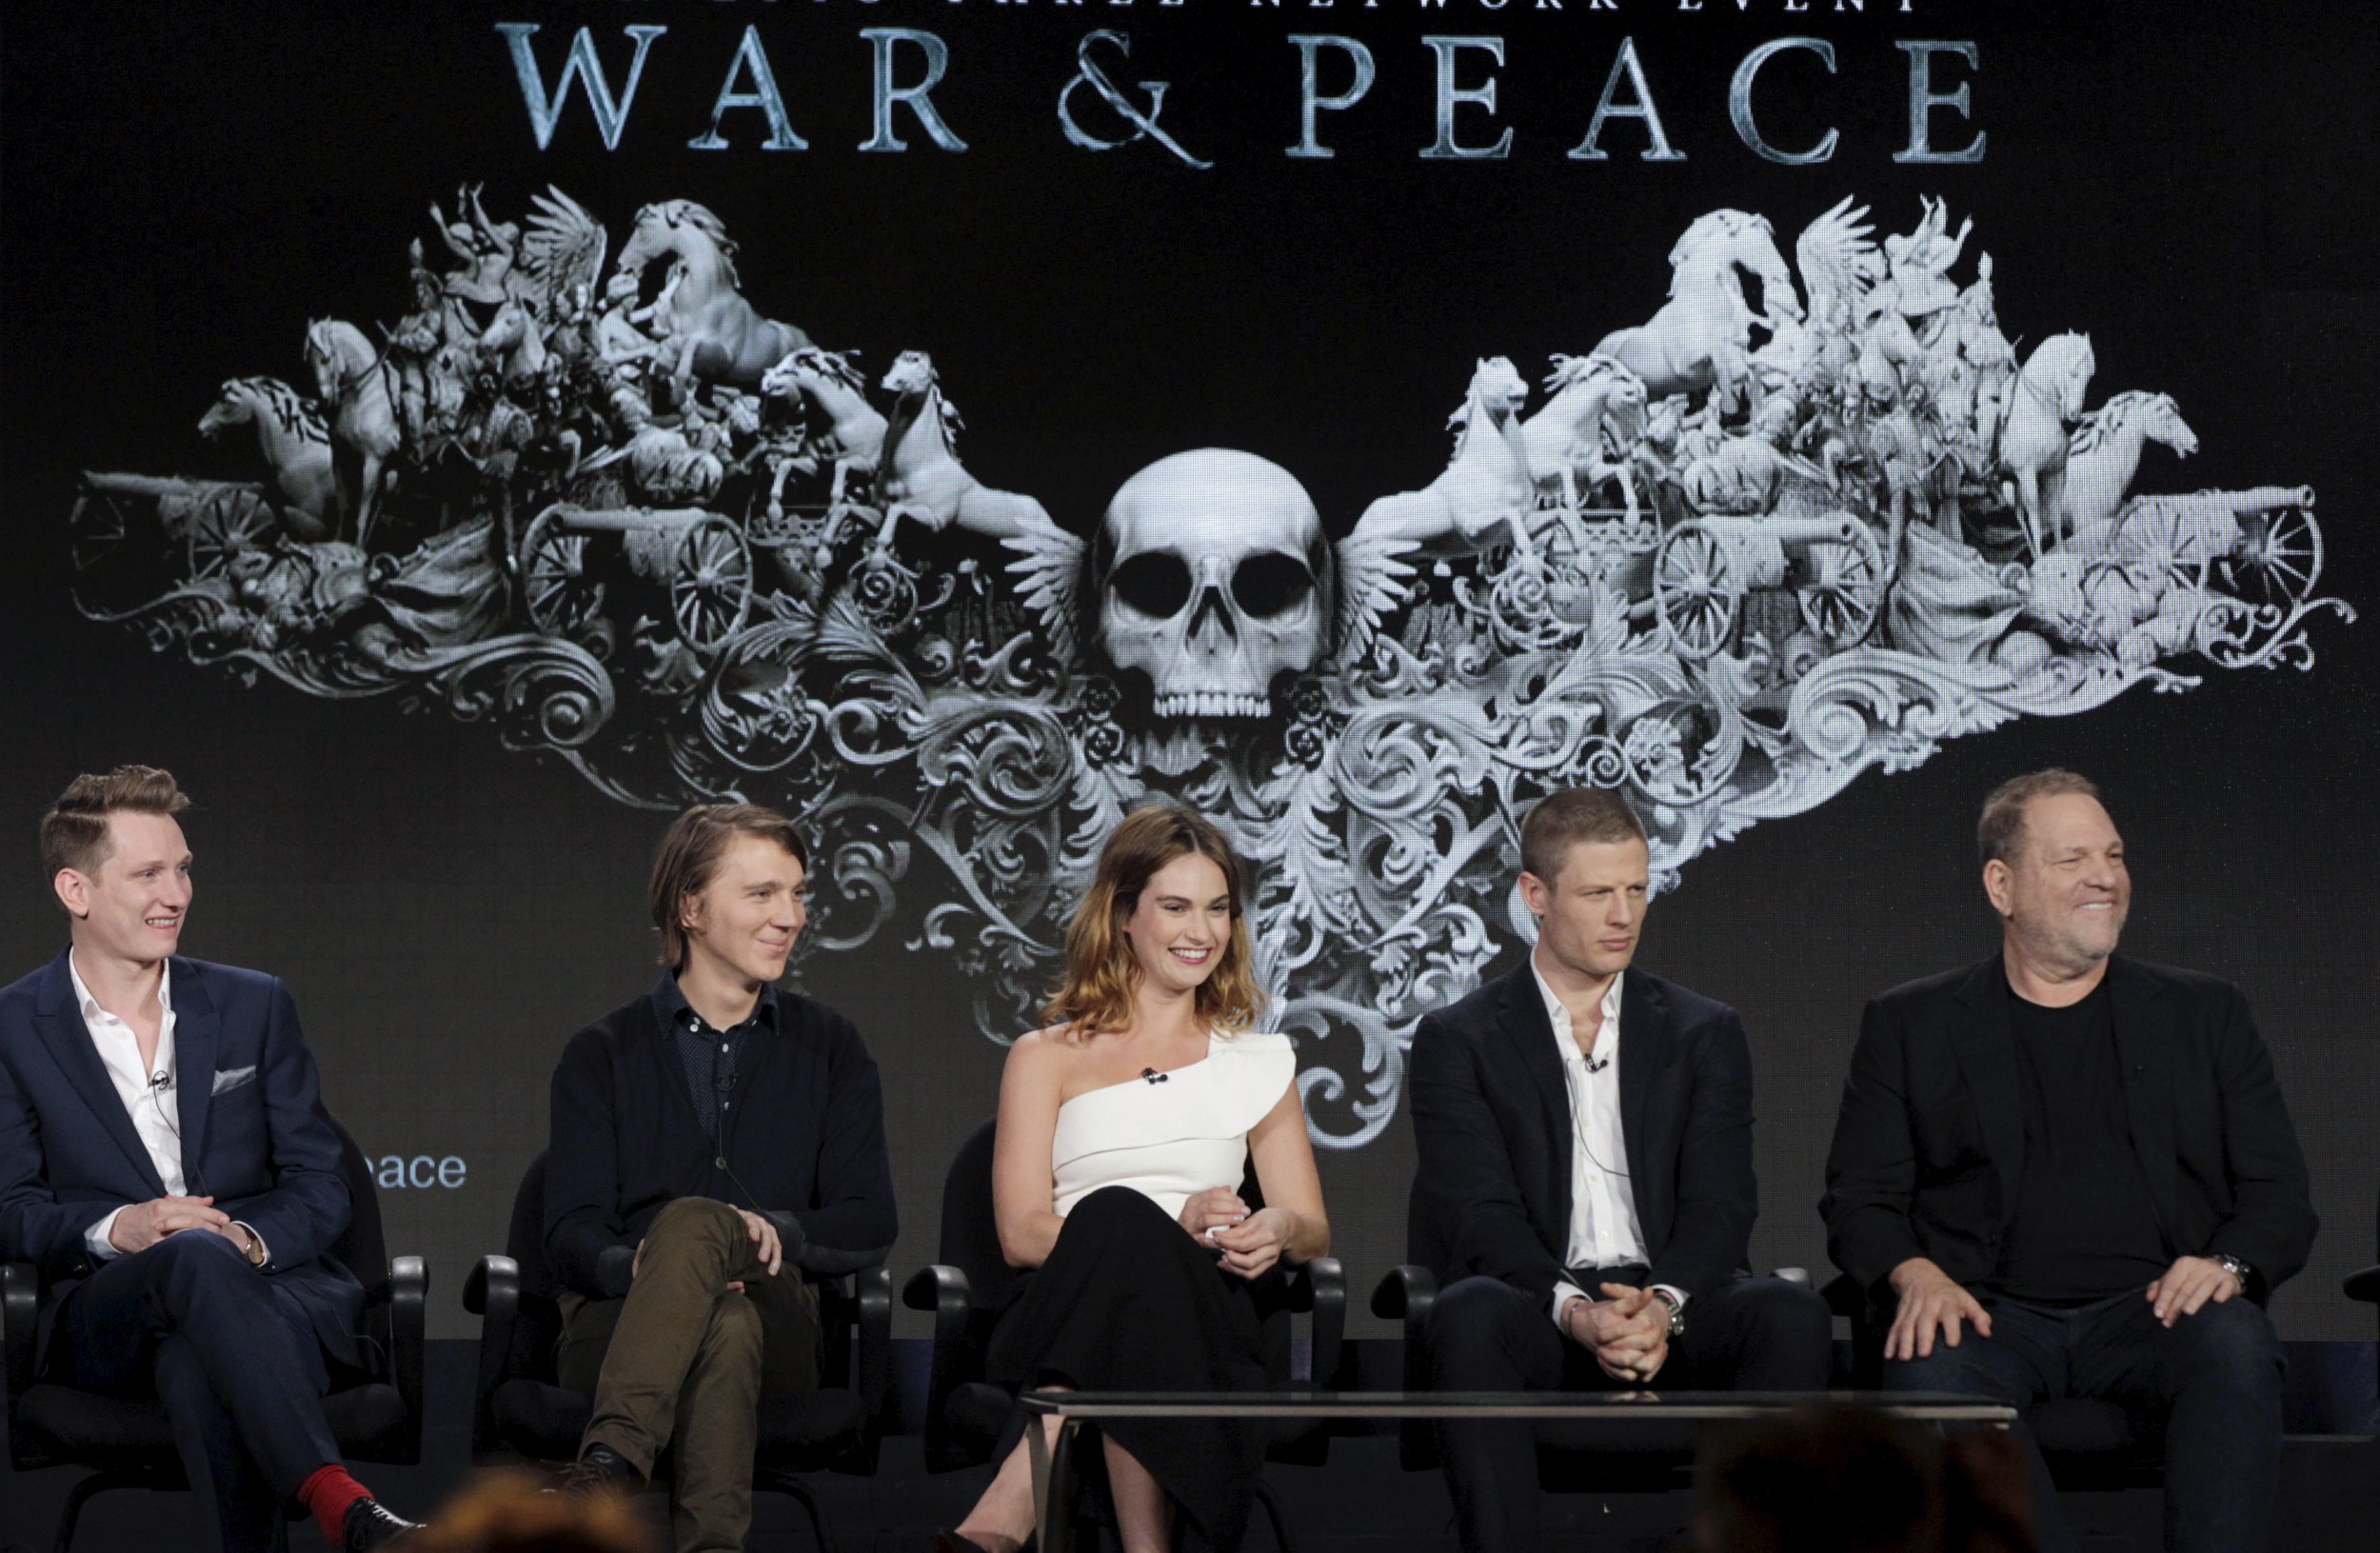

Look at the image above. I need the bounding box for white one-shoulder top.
[1050,1031,1298,1222]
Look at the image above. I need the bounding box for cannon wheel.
[1653,521,1739,659]
[2114,501,2214,598]
[69,488,137,577]
[2225,504,2320,610]
[187,488,277,580]
[1795,521,1886,646]
[522,508,605,639]
[672,515,753,653]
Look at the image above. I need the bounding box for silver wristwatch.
[2213,1253,2253,1294]
[1650,1287,1686,1341]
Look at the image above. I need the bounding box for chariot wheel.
[1653,521,1739,659]
[671,515,753,653]
[521,508,605,639]
[186,488,276,579]
[1795,520,1886,645]
[2226,503,2322,610]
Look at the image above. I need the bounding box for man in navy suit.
[0,767,417,1551]
[1412,786,1832,1553]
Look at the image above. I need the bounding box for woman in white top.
[936,805,1330,1553]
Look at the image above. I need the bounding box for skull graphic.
[1096,449,1330,719]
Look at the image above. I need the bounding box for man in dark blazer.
[1413,786,1831,1553]
[1823,768,2316,1553]
[545,801,896,1553]
[0,767,416,1551]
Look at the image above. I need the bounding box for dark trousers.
[48,1230,342,1553]
[1885,1288,2284,1553]
[558,1197,822,1553]
[1429,1270,1833,1553]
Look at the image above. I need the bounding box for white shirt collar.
[1530,952,1622,1061]
[68,952,173,1025]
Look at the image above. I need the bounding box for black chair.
[461,1152,891,1553]
[900,1118,1347,1553]
[1371,1175,1812,1484]
[1,1114,426,1553]
[1820,1273,2166,1489]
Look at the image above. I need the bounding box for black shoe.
[340,1498,419,1550]
[553,1441,642,1498]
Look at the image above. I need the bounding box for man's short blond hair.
[41,766,190,882]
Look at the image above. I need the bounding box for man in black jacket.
[545,803,896,1553]
[1413,787,1831,1553]
[1823,768,2316,1553]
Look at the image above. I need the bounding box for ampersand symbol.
[1058,30,1213,170]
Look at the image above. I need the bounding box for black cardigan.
[545,983,898,1299]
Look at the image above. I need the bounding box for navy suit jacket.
[0,950,365,1368]
[1410,962,1759,1308]
[1820,954,2319,1302]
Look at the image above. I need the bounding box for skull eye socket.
[1231,553,1316,621]
[1109,552,1193,617]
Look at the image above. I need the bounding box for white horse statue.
[1519,353,1650,527]
[615,201,810,395]
[2060,391,2196,544]
[759,348,888,524]
[1594,210,1801,412]
[1994,332,2095,561]
[1351,357,1538,561]
[302,320,404,547]
[877,351,1060,548]
[197,377,342,542]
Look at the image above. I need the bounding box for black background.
[1,0,2372,1338]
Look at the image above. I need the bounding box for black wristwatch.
[1650,1287,1686,1341]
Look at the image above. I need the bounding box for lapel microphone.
[1583,1052,1611,1075]
[1141,1067,1169,1085]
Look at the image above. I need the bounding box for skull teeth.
[1154,692,1270,720]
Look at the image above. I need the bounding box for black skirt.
[986,1185,1270,1551]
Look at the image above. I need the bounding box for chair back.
[500,1152,568,1386]
[323,1114,389,1303]
[1403,1172,1450,1278]
[936,1118,1021,1313]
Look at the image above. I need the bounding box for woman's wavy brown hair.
[1042,804,1264,1040]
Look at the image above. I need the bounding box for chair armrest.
[3,1261,38,1416]
[1297,1257,1348,1389]
[466,1255,521,1461]
[1369,1266,1437,1384]
[2344,1264,2380,1304]
[902,1264,978,1472]
[1370,1264,1438,1471]
[385,1255,427,1465]
[845,1264,893,1474]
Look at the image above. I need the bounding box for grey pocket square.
[210,1065,258,1097]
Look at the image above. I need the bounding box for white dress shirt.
[1533,958,1685,1329]
[69,955,263,1264]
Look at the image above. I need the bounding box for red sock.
[297,1464,373,1543]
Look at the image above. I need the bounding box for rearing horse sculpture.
[1350,357,1539,562]
[876,350,1060,548]
[1593,210,1801,414]
[615,201,811,396]
[303,320,404,548]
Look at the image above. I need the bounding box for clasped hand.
[108,1194,245,1256]
[1564,1284,1669,1384]
[1178,1187,1290,1281]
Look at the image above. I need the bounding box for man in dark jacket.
[1823,768,2316,1553]
[1413,786,1831,1553]
[546,803,896,1553]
